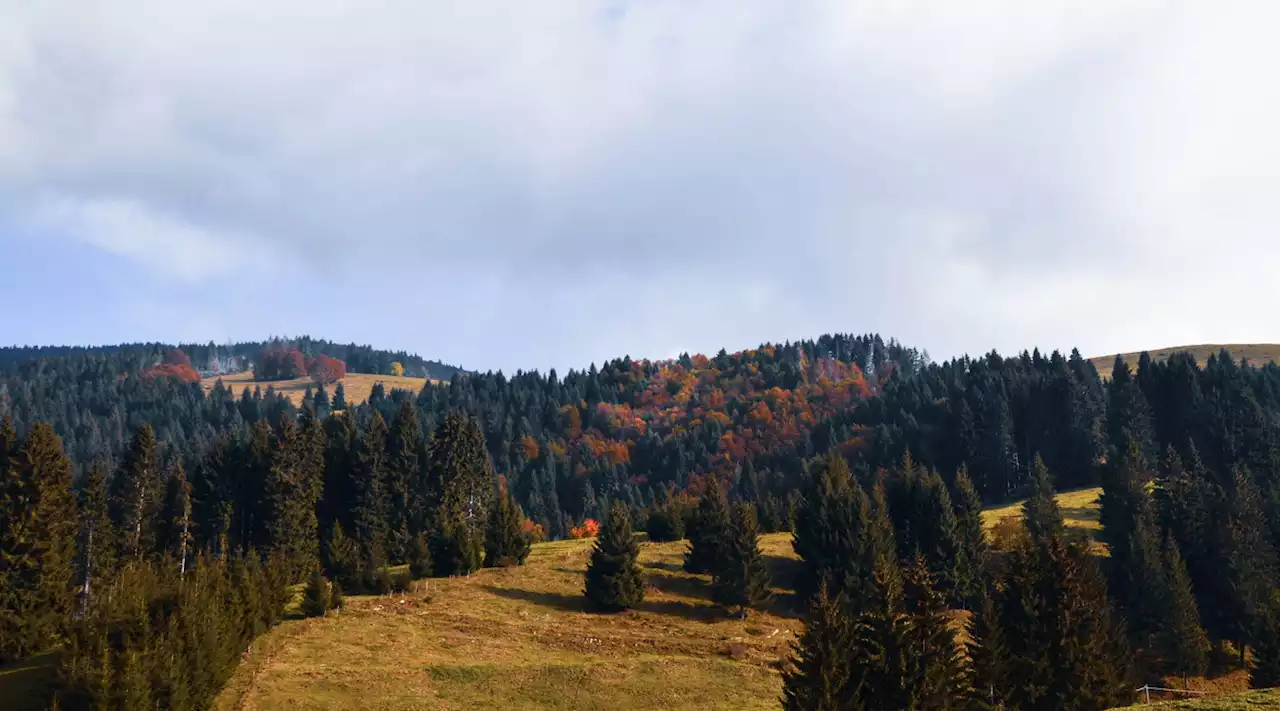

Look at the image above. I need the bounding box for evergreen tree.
[75,461,115,613]
[711,502,772,615]
[792,452,875,606]
[323,521,358,588]
[264,415,321,581]
[968,588,1010,710]
[1227,466,1279,662]
[902,557,970,710]
[484,478,531,567]
[0,423,77,663]
[1252,594,1280,689]
[423,413,495,566]
[584,500,644,612]
[433,516,482,577]
[952,465,988,608]
[385,400,422,563]
[301,573,332,618]
[851,549,910,710]
[781,582,855,711]
[408,532,433,579]
[352,411,391,580]
[1159,535,1210,685]
[156,463,194,577]
[332,382,347,411]
[685,474,730,574]
[109,423,160,561]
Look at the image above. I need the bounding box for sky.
[2,1,1279,373]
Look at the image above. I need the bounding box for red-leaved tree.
[147,349,200,384]
[255,347,308,381]
[307,354,347,385]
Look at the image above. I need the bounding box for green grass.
[1110,687,1280,709]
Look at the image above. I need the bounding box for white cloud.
[2,1,1280,369]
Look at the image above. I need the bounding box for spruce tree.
[968,587,1010,710]
[0,423,77,662]
[408,532,433,579]
[711,502,772,615]
[352,411,391,581]
[1252,594,1280,689]
[1159,535,1210,685]
[584,500,644,612]
[781,582,855,711]
[301,573,332,618]
[323,521,358,588]
[433,516,482,577]
[1227,466,1280,661]
[792,451,874,606]
[332,382,347,411]
[75,461,115,613]
[852,549,911,710]
[423,413,495,566]
[109,423,160,561]
[157,463,194,577]
[902,557,970,710]
[952,465,989,608]
[484,478,531,567]
[385,400,422,563]
[685,474,730,574]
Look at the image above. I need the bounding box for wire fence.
[1135,684,1210,705]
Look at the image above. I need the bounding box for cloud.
[1,1,1279,370]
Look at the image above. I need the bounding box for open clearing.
[1089,344,1280,376]
[215,489,1119,711]
[202,371,433,407]
[1112,688,1280,709]
[216,533,805,711]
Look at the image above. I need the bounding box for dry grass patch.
[1089,344,1280,378]
[1109,687,1280,709]
[201,371,433,407]
[216,534,804,711]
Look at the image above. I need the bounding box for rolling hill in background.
[201,370,437,408]
[1089,343,1280,375]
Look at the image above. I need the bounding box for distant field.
[216,533,804,711]
[1089,344,1280,376]
[202,370,433,407]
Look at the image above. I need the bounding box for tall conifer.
[685,474,730,574]
[711,501,772,615]
[584,500,643,612]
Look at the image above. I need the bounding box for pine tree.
[1252,594,1280,689]
[1227,466,1280,662]
[1023,456,1064,544]
[433,515,482,577]
[1159,535,1210,685]
[952,465,988,608]
[301,573,332,618]
[685,474,730,574]
[385,400,422,563]
[781,582,855,711]
[323,521,358,588]
[968,587,1010,710]
[484,478,531,567]
[902,557,970,710]
[332,382,347,411]
[792,452,875,606]
[75,461,115,613]
[423,413,495,570]
[0,423,77,663]
[109,423,160,561]
[584,500,644,612]
[408,532,433,579]
[352,411,391,580]
[711,502,772,615]
[852,550,911,710]
[157,463,194,577]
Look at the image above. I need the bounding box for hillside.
[1089,343,1280,374]
[217,533,804,711]
[1111,688,1280,709]
[202,370,434,408]
[214,488,1116,711]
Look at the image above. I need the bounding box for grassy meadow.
[201,371,433,407]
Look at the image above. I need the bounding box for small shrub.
[301,574,332,618]
[645,508,685,542]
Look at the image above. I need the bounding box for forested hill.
[5,333,1280,543]
[0,336,462,380]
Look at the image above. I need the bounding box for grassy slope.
[1110,688,1280,709]
[201,371,433,407]
[1088,344,1280,375]
[216,488,1121,711]
[216,534,806,711]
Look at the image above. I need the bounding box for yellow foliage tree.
[390,361,405,377]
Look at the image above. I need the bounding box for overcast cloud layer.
[2,1,1278,372]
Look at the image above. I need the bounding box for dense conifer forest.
[3,333,1280,708]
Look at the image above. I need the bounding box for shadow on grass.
[483,585,588,613]
[645,570,708,598]
[0,652,59,711]
[637,598,724,622]
[1060,507,1100,524]
[763,554,802,593]
[643,559,686,573]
